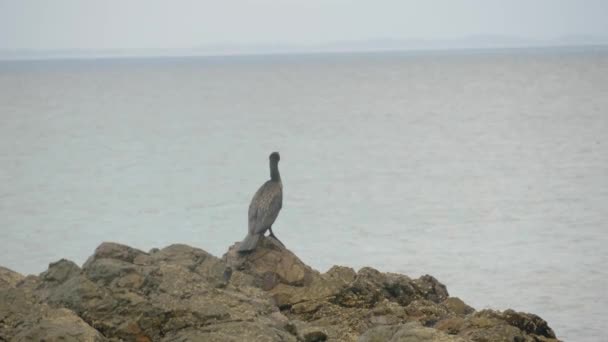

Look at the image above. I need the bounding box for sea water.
[1,49,607,341]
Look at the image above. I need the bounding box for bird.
[237,152,284,253]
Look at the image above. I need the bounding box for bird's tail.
[237,233,260,253]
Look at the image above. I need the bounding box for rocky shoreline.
[1,238,560,341]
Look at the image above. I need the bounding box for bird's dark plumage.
[238,152,283,252]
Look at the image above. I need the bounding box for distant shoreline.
[1,43,607,63]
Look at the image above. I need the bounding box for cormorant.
[237,152,283,252]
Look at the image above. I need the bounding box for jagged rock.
[0,241,561,342]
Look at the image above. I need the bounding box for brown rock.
[457,309,561,342]
[500,309,557,338]
[0,266,24,290]
[405,299,451,326]
[224,237,320,289]
[159,322,297,342]
[0,287,105,341]
[435,317,465,335]
[413,275,449,303]
[40,259,81,284]
[358,321,466,342]
[441,297,475,316]
[83,242,148,266]
[29,242,296,341]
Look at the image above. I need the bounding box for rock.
[0,266,23,290]
[83,257,140,287]
[460,321,525,342]
[160,321,297,342]
[455,309,559,342]
[412,275,449,304]
[327,269,448,310]
[358,321,465,342]
[301,328,329,341]
[441,297,475,316]
[458,310,558,342]
[499,309,556,338]
[270,267,353,309]
[12,307,107,342]
[28,242,297,341]
[40,259,82,284]
[0,241,561,342]
[0,287,105,341]
[224,236,320,289]
[404,299,451,326]
[358,324,402,342]
[83,242,148,266]
[368,300,408,326]
[326,265,358,283]
[331,268,448,310]
[435,317,465,335]
[284,320,329,342]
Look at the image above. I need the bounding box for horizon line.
[1,43,607,62]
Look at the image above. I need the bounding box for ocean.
[1,48,607,341]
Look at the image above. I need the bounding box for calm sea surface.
[1,49,607,341]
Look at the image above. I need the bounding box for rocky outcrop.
[0,237,560,341]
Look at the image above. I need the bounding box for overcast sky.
[1,0,608,51]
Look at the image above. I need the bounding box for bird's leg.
[268,227,285,247]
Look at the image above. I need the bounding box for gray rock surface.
[0,239,560,341]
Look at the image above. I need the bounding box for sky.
[1,0,608,51]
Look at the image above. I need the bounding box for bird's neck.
[270,161,281,182]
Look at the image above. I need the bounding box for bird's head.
[269,152,280,162]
